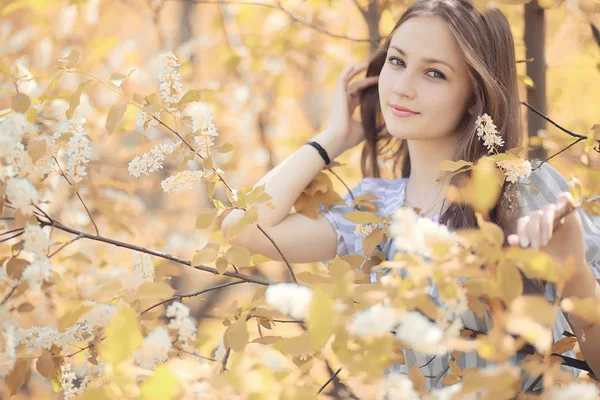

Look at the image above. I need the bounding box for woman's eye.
[387,56,405,67]
[427,70,446,80]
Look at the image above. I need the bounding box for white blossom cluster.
[394,311,445,354]
[160,168,221,194]
[126,251,155,289]
[22,223,50,258]
[60,360,78,400]
[165,302,197,343]
[17,322,94,350]
[546,381,600,400]
[347,302,398,338]
[0,113,36,178]
[475,113,504,154]
[186,102,219,137]
[81,303,117,329]
[64,126,92,184]
[495,158,533,183]
[194,135,216,158]
[159,51,183,109]
[0,320,17,378]
[389,206,458,259]
[264,283,313,321]
[353,223,375,238]
[5,176,40,215]
[136,109,161,130]
[127,141,179,178]
[134,326,172,369]
[377,372,419,400]
[22,256,52,292]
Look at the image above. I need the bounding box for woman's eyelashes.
[386,56,446,80]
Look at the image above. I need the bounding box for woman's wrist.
[311,130,345,162]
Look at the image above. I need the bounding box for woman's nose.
[392,70,417,99]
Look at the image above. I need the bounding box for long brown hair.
[359,0,524,241]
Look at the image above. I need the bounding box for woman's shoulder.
[348,176,408,205]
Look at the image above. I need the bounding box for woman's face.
[378,16,473,142]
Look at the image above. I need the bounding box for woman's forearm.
[562,265,600,377]
[223,129,346,229]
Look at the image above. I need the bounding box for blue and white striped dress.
[318,159,600,392]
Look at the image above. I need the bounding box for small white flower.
[0,321,17,378]
[495,158,532,183]
[547,381,600,400]
[134,326,172,369]
[390,207,457,259]
[378,371,419,400]
[22,256,52,292]
[354,223,375,238]
[6,177,40,215]
[347,303,398,338]
[22,224,50,258]
[165,302,197,343]
[264,283,313,320]
[64,129,92,184]
[60,360,77,400]
[128,142,178,178]
[160,170,214,193]
[395,311,445,354]
[475,113,504,154]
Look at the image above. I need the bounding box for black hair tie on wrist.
[306,141,331,166]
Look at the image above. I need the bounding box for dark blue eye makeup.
[386,56,446,80]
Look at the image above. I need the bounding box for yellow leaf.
[343,210,380,224]
[136,281,175,300]
[215,256,229,274]
[99,305,142,364]
[224,319,248,352]
[497,261,523,305]
[109,69,135,88]
[274,332,314,355]
[192,243,220,265]
[225,206,258,241]
[195,210,216,229]
[363,228,384,255]
[307,285,334,350]
[224,246,251,267]
[140,364,181,400]
[510,296,555,325]
[79,387,111,400]
[408,364,425,392]
[550,337,577,355]
[7,257,29,280]
[105,102,128,134]
[560,297,600,323]
[36,350,59,379]
[476,213,505,247]
[7,359,29,396]
[437,159,473,172]
[462,278,497,298]
[59,304,93,330]
[26,139,48,163]
[67,80,93,119]
[11,93,31,113]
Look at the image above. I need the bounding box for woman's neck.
[404,138,456,217]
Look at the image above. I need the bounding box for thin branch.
[221,347,231,373]
[256,224,296,283]
[521,101,595,143]
[140,280,247,315]
[175,0,381,45]
[317,366,343,395]
[33,213,270,286]
[48,234,84,258]
[0,227,24,237]
[537,138,585,169]
[0,230,24,243]
[1,286,18,306]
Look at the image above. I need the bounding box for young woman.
[222,0,600,392]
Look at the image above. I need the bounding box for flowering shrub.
[1,1,599,399]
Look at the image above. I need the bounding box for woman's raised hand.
[325,61,379,152]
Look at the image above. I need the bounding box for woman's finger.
[516,215,529,248]
[347,76,379,95]
[527,210,543,250]
[540,203,555,247]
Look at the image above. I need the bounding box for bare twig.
[1,286,18,306]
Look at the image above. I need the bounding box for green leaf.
[437,159,473,172]
[66,80,93,120]
[105,102,128,134]
[109,69,135,88]
[195,210,217,229]
[192,243,220,265]
[140,365,181,400]
[98,305,142,364]
[178,89,202,107]
[224,246,251,268]
[307,285,333,350]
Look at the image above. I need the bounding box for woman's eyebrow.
[389,45,455,73]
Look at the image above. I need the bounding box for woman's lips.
[390,105,419,118]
